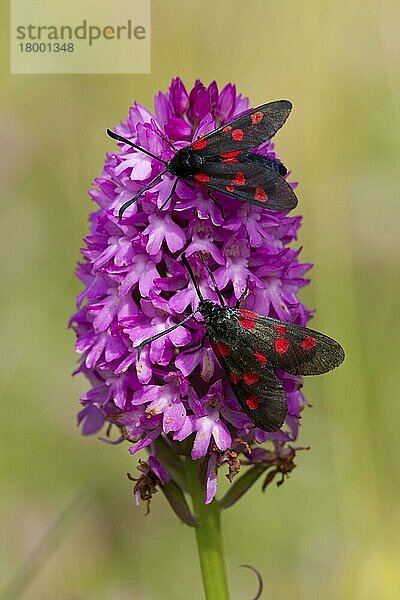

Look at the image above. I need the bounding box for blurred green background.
[1,0,399,598]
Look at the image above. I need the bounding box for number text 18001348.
[19,42,74,53]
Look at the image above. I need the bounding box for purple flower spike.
[71,78,313,508]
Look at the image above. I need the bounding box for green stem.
[186,460,229,600]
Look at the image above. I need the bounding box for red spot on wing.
[275,325,287,334]
[255,351,267,365]
[239,318,256,330]
[243,372,260,385]
[223,125,232,132]
[194,173,211,183]
[216,341,231,357]
[302,336,317,350]
[251,111,264,124]
[221,150,241,159]
[233,172,246,186]
[246,395,260,410]
[192,138,208,150]
[232,128,244,141]
[255,188,268,202]
[275,338,289,354]
[226,185,235,192]
[230,372,240,384]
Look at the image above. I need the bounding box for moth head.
[169,147,204,177]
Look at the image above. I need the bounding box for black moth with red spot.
[137,256,345,432]
[107,100,298,220]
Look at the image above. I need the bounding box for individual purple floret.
[71,78,313,506]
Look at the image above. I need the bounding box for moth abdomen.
[244,152,288,176]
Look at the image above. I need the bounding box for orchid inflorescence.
[71,78,343,519]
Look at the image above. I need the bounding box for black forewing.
[211,341,288,432]
[196,160,298,211]
[191,101,292,157]
[234,310,345,376]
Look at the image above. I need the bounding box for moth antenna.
[207,190,226,219]
[199,253,225,306]
[106,129,168,165]
[137,310,198,360]
[239,564,263,600]
[181,254,204,302]
[118,169,168,220]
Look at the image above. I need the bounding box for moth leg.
[184,335,206,355]
[208,190,226,219]
[159,177,179,210]
[235,275,250,308]
[137,310,198,359]
[119,169,168,220]
[199,253,225,307]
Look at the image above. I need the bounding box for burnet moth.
[137,255,345,432]
[107,100,298,220]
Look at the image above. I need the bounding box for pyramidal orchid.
[71,78,316,599]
